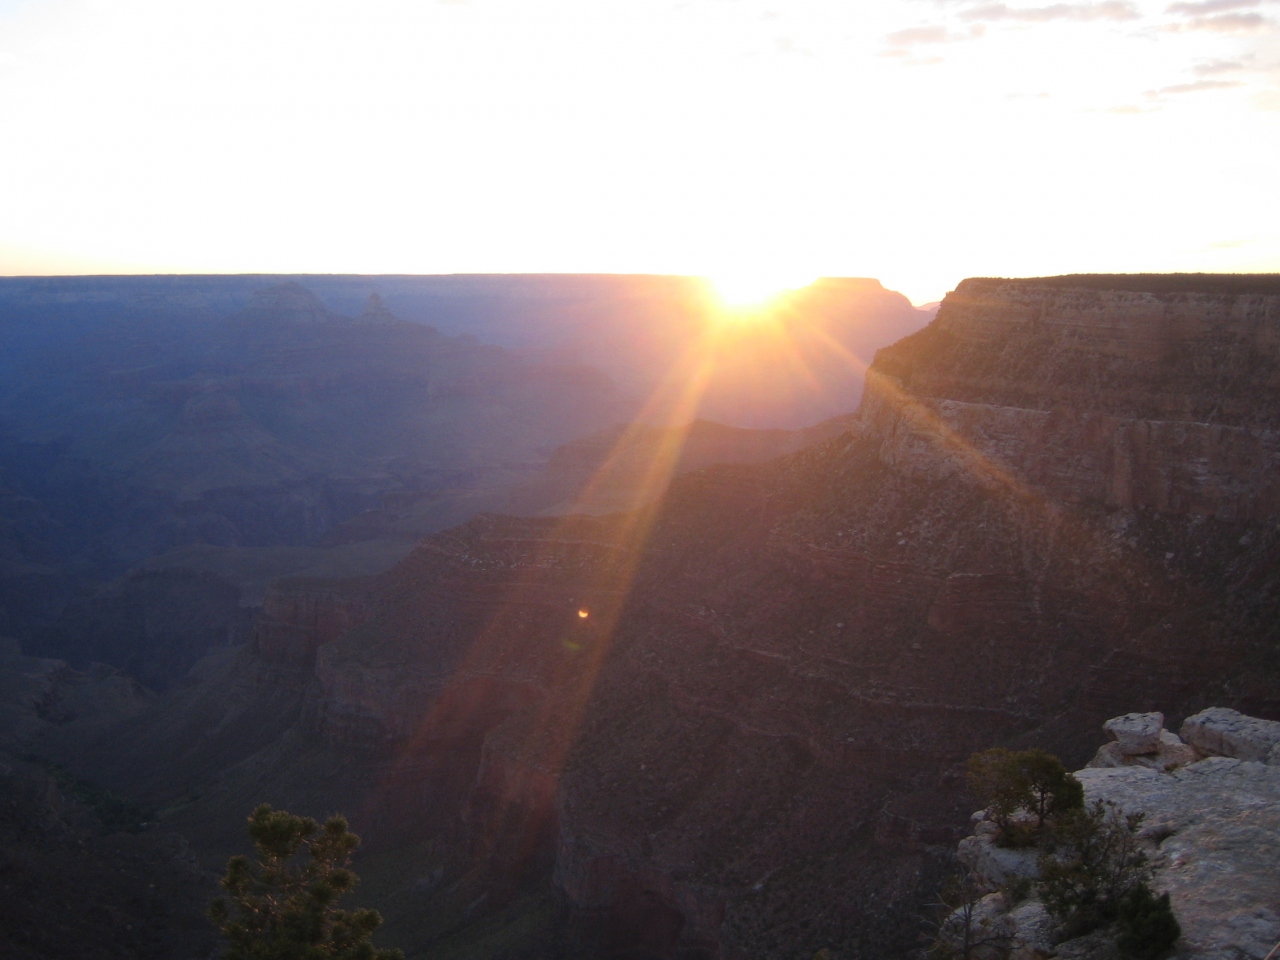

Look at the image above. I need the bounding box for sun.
[708,271,818,310]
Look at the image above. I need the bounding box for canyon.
[9,274,1280,959]
[0,275,924,687]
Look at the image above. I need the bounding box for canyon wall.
[867,279,1280,519]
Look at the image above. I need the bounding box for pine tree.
[209,804,403,960]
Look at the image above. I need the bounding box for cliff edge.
[956,707,1280,960]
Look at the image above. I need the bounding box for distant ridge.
[967,273,1280,295]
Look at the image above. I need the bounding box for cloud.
[1163,0,1277,30]
[957,1,1141,22]
[881,21,980,57]
[1170,10,1271,28]
[1146,78,1247,94]
[882,0,1143,55]
[884,25,961,44]
[1166,0,1261,13]
[1192,58,1248,73]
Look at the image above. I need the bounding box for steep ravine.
[35,275,1280,959]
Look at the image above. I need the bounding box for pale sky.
[1,0,1277,303]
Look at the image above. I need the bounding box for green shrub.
[1116,884,1180,959]
[966,748,1084,846]
[1037,800,1151,940]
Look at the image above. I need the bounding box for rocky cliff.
[868,277,1280,518]
[956,707,1280,960]
[37,275,1280,959]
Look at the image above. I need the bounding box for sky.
[0,0,1277,303]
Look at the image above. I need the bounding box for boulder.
[1104,711,1164,755]
[1151,728,1202,770]
[1088,728,1200,772]
[1180,708,1280,763]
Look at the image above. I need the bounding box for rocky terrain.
[956,707,1280,960]
[504,416,857,516]
[18,273,1280,959]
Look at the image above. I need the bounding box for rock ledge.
[952,709,1280,960]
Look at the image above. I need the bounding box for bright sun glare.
[709,272,818,310]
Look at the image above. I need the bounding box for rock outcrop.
[1180,707,1280,764]
[958,709,1280,960]
[1104,712,1165,756]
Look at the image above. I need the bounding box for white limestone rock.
[1076,758,1280,960]
[957,833,1041,889]
[1007,899,1055,960]
[1088,728,1201,772]
[1152,728,1203,770]
[1104,711,1164,755]
[1180,707,1280,763]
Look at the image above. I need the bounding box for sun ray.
[351,288,1186,885]
[355,324,726,864]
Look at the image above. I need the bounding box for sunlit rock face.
[867,277,1280,519]
[55,275,1280,959]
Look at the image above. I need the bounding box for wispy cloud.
[884,25,964,44]
[1166,0,1262,14]
[1146,78,1247,94]
[881,20,982,59]
[1171,11,1270,29]
[1163,0,1277,30]
[957,1,1140,22]
[1192,57,1248,73]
